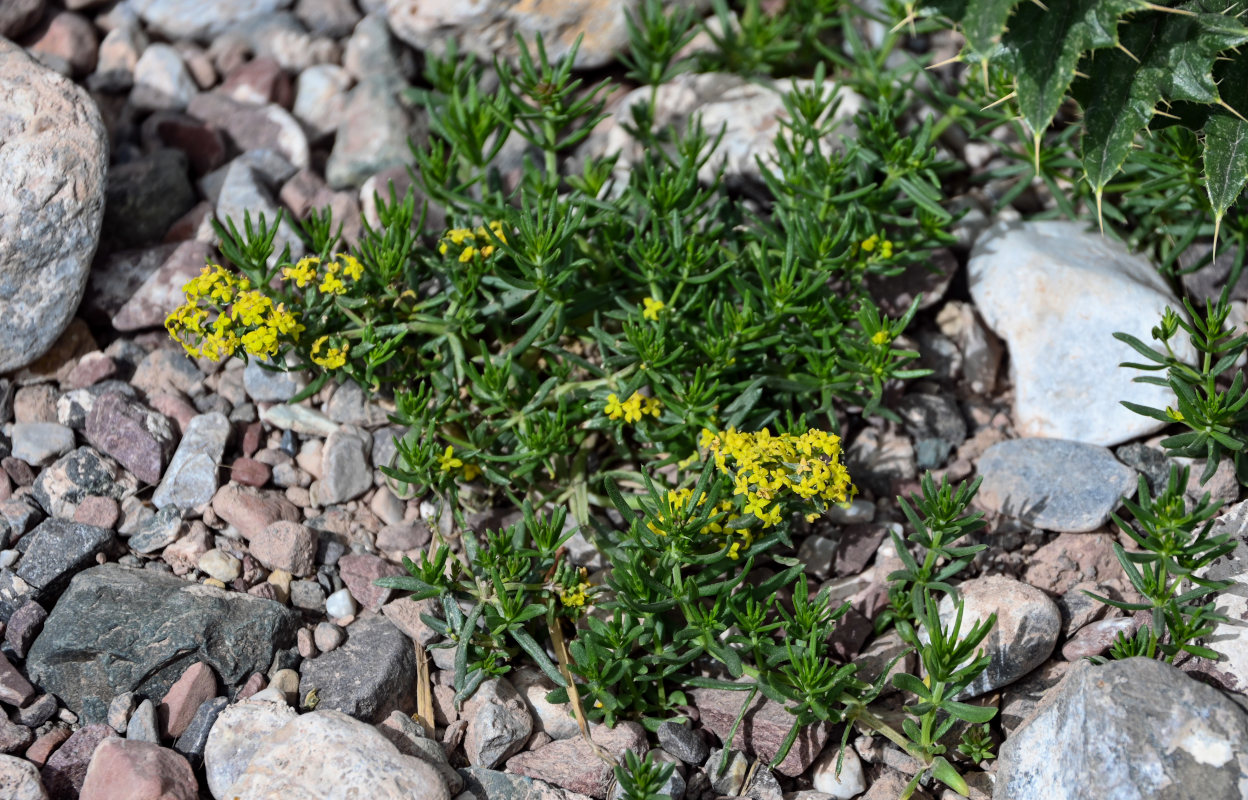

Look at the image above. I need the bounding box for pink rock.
[1062,616,1139,661]
[24,11,98,76]
[26,725,71,767]
[236,672,267,700]
[506,722,648,798]
[65,352,118,390]
[147,392,197,436]
[692,688,830,777]
[211,485,301,539]
[158,662,217,739]
[155,117,227,176]
[113,242,214,332]
[42,724,118,799]
[5,600,48,659]
[84,392,179,485]
[247,519,316,575]
[241,422,263,457]
[162,522,213,576]
[338,553,405,612]
[74,496,120,529]
[230,457,271,488]
[80,738,198,800]
[247,581,281,602]
[0,650,36,707]
[1,458,32,487]
[186,92,308,170]
[1024,533,1123,596]
[163,202,213,244]
[221,57,292,107]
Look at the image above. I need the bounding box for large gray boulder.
[0,39,107,372]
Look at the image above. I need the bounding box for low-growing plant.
[164,7,999,797]
[1086,464,1235,664]
[1117,293,1248,484]
[166,25,954,531]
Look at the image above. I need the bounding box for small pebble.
[313,621,345,653]
[270,669,300,704]
[204,578,227,589]
[297,627,318,658]
[198,549,242,583]
[325,587,356,619]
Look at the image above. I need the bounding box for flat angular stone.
[297,615,414,723]
[78,738,198,800]
[153,413,230,510]
[126,508,185,554]
[969,220,1195,446]
[977,438,1137,532]
[997,659,1248,800]
[41,724,116,800]
[84,393,178,486]
[692,688,828,777]
[26,564,298,719]
[16,518,113,596]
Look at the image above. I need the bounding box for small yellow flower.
[1166,406,1184,422]
[604,394,625,420]
[642,297,665,321]
[340,254,363,281]
[621,393,643,424]
[861,234,879,252]
[438,446,463,474]
[871,330,891,346]
[643,396,661,418]
[310,336,348,369]
[283,257,320,288]
[461,462,482,481]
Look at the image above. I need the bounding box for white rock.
[810,745,866,799]
[131,0,294,40]
[225,709,452,800]
[131,43,196,110]
[589,72,862,186]
[198,548,241,583]
[0,754,48,800]
[325,587,357,619]
[204,698,298,799]
[154,413,231,510]
[293,63,353,141]
[969,220,1195,446]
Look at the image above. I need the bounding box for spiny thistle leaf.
[999,0,1149,144]
[962,0,1026,57]
[1205,57,1248,251]
[1076,4,1248,218]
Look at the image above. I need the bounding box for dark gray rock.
[26,563,299,719]
[0,39,108,373]
[459,766,587,800]
[126,508,185,554]
[976,438,1137,532]
[32,446,140,519]
[297,614,414,723]
[997,658,1248,800]
[16,518,113,597]
[657,721,708,765]
[897,393,966,469]
[1114,442,1171,495]
[102,148,196,248]
[175,694,227,763]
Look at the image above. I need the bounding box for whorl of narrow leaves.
[913,0,1248,236]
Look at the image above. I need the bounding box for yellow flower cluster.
[647,487,758,559]
[281,254,364,296]
[166,264,305,361]
[558,568,593,607]
[604,392,661,423]
[860,234,895,259]
[439,221,508,262]
[700,427,856,529]
[642,297,665,321]
[437,445,482,481]
[310,335,349,369]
